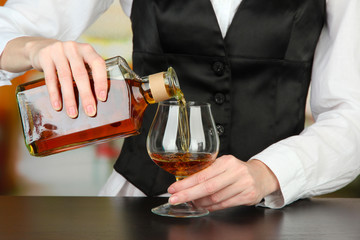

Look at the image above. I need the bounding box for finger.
[195,177,264,211]
[168,156,227,194]
[206,188,262,212]
[168,166,235,205]
[205,193,248,212]
[193,181,243,208]
[41,55,62,111]
[79,43,107,102]
[64,42,96,117]
[51,44,78,118]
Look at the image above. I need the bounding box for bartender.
[0,0,360,210]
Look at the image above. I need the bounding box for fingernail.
[169,195,178,205]
[168,186,175,194]
[52,101,61,110]
[99,91,107,101]
[86,104,96,116]
[68,106,77,118]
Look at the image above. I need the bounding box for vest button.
[216,124,225,136]
[214,93,225,105]
[212,61,225,76]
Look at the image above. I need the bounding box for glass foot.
[151,202,209,218]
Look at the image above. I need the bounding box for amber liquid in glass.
[150,94,215,180]
[17,77,149,156]
[150,152,216,179]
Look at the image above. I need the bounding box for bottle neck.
[141,67,182,104]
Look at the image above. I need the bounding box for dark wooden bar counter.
[0,196,359,240]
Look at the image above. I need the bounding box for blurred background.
[0,0,358,197]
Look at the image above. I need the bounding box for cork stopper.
[149,72,169,102]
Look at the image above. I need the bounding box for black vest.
[114,0,326,196]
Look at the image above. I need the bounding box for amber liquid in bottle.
[16,57,180,157]
[17,78,149,156]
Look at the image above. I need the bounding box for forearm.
[0,36,55,72]
[0,0,114,73]
[251,0,360,209]
[254,110,360,208]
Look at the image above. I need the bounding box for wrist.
[1,36,40,72]
[25,37,56,71]
[248,159,280,196]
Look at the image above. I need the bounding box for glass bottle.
[16,56,182,157]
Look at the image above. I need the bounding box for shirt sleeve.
[253,0,360,209]
[0,0,115,85]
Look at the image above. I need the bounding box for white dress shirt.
[1,0,360,208]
